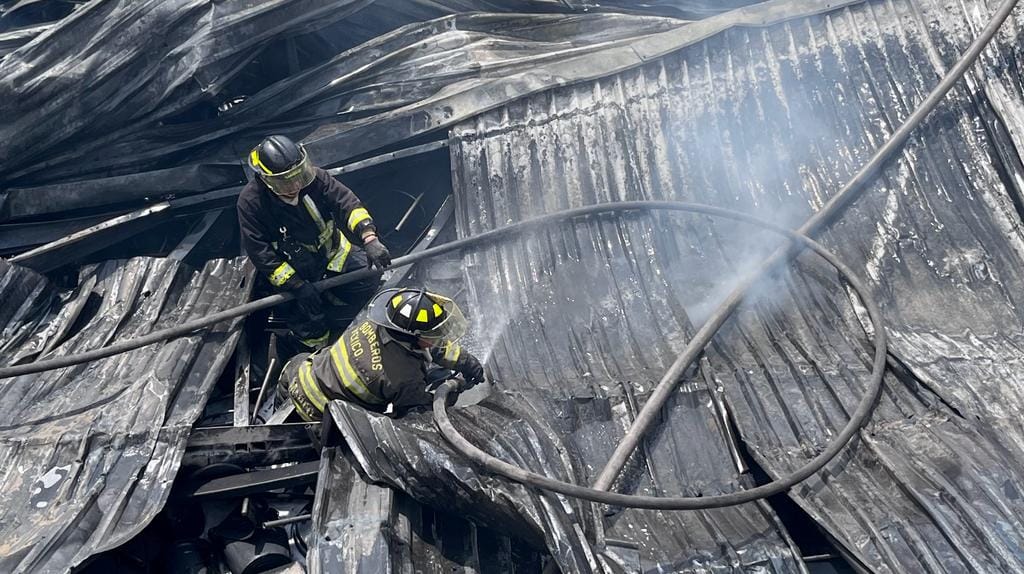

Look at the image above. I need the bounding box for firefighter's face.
[271,180,304,199]
[258,150,315,198]
[417,338,434,349]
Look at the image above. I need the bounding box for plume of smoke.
[676,91,834,326]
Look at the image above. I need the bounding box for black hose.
[0,201,866,380]
[432,203,887,510]
[588,0,1021,492]
[430,0,1020,507]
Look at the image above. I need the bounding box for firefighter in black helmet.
[237,135,392,348]
[278,287,486,421]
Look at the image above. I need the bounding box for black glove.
[458,355,486,391]
[291,279,320,303]
[363,238,392,270]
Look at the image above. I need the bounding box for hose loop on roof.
[432,202,887,510]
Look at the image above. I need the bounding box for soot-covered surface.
[444,0,1024,571]
[0,0,850,227]
[0,257,250,573]
[329,0,1024,572]
[309,443,546,573]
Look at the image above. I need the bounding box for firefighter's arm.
[317,168,377,243]
[432,342,485,389]
[386,380,435,416]
[318,169,391,269]
[237,201,304,290]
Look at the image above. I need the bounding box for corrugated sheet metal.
[329,379,804,573]
[0,256,250,573]
[309,444,545,573]
[447,0,1024,571]
[0,0,853,225]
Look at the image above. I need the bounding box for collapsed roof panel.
[330,384,804,572]
[0,10,681,220]
[436,0,1024,570]
[3,0,1023,571]
[0,0,377,211]
[315,177,816,571]
[309,444,546,573]
[0,256,250,573]
[0,0,849,226]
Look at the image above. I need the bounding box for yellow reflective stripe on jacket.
[326,231,352,272]
[443,341,461,363]
[298,360,329,411]
[269,262,296,287]
[329,340,382,404]
[347,207,371,232]
[301,195,335,251]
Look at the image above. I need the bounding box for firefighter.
[278,287,486,421]
[237,135,392,348]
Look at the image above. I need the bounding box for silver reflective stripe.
[302,195,326,232]
[302,195,334,252]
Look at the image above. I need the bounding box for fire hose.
[0,201,870,381]
[426,0,1020,509]
[431,202,885,510]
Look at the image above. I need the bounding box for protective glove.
[291,279,321,303]
[363,237,392,270]
[458,354,486,392]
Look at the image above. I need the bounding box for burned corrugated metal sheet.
[309,444,545,573]
[0,8,677,219]
[0,0,853,227]
[0,256,250,573]
[439,0,1024,571]
[0,260,55,362]
[0,0,376,206]
[330,382,804,573]
[312,196,805,570]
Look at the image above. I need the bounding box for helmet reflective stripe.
[250,148,274,175]
[329,339,384,404]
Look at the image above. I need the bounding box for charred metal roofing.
[323,0,1024,572]
[0,257,249,572]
